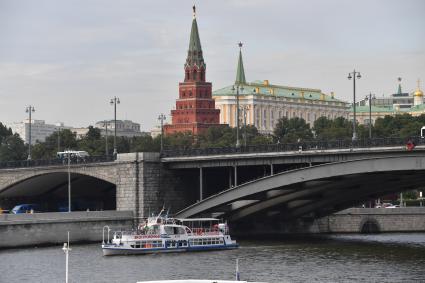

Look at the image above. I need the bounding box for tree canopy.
[2,112,425,162]
[274,117,313,143]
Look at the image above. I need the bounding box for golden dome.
[415,79,423,97]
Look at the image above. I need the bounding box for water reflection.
[0,233,424,283]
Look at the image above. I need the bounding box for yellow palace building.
[212,46,349,135]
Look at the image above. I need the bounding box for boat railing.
[188,227,221,236]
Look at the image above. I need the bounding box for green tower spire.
[235,42,246,85]
[185,5,205,68]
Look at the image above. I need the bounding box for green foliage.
[0,122,13,144]
[274,117,313,143]
[403,190,418,200]
[313,117,352,140]
[4,111,425,162]
[0,123,26,161]
[130,135,160,152]
[32,129,78,159]
[164,131,195,149]
[198,126,234,148]
[0,134,26,161]
[78,127,105,156]
[374,114,424,139]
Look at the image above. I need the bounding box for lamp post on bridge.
[158,113,166,153]
[348,70,361,141]
[64,150,72,212]
[365,92,375,139]
[102,120,109,156]
[240,105,250,147]
[110,96,120,157]
[25,105,35,161]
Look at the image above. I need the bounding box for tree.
[164,131,195,149]
[130,135,160,152]
[274,117,313,143]
[0,134,26,161]
[77,126,104,155]
[32,129,78,159]
[198,126,235,148]
[313,117,352,140]
[373,114,422,139]
[0,122,13,144]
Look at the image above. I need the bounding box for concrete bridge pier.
[116,152,192,219]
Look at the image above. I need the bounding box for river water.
[1,233,425,283]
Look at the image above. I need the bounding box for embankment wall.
[0,211,133,248]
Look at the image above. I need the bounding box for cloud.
[0,0,424,131]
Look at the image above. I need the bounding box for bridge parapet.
[162,136,423,158]
[0,155,114,170]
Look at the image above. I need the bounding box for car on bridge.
[11,204,42,214]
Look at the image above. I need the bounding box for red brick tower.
[164,6,220,135]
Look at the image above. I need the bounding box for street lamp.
[240,105,249,147]
[25,105,35,160]
[231,84,243,148]
[365,92,375,139]
[57,126,61,154]
[110,96,120,157]
[62,150,72,212]
[348,70,361,141]
[102,120,109,156]
[158,114,166,152]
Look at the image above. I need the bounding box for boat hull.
[102,244,239,256]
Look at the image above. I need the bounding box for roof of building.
[185,7,205,68]
[235,45,246,85]
[352,105,395,113]
[213,80,346,104]
[352,104,425,114]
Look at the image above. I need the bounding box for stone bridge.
[1,147,424,224]
[175,155,425,222]
[0,153,190,218]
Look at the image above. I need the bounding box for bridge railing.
[161,136,424,157]
[0,155,115,169]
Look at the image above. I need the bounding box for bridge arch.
[176,155,425,221]
[360,218,381,234]
[0,168,117,212]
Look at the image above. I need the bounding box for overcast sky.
[1,0,424,130]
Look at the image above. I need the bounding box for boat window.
[164,226,175,235]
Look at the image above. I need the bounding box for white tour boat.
[102,210,238,256]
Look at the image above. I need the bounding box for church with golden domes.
[353,78,424,125]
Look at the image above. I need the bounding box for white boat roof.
[176,218,219,222]
[137,280,267,283]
